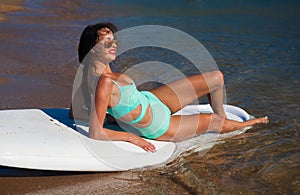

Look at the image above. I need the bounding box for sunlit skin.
[71,28,269,152]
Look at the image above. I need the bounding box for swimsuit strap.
[111,79,135,89]
[111,80,119,87]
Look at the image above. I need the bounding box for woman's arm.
[69,85,90,120]
[89,75,156,152]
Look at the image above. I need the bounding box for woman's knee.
[212,70,224,86]
[204,70,224,87]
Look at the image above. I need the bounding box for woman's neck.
[93,60,112,75]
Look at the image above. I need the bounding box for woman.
[70,22,268,152]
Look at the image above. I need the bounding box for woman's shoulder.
[102,72,131,81]
[93,72,119,86]
[93,72,132,88]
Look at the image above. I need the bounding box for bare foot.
[221,116,269,133]
[249,116,269,125]
[260,116,269,124]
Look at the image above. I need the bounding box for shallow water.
[0,0,299,194]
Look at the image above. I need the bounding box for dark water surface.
[0,0,299,194]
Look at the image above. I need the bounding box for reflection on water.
[0,0,299,193]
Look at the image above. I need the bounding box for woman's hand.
[128,134,156,152]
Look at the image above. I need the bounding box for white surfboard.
[0,104,250,172]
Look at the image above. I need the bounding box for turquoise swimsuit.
[107,80,171,139]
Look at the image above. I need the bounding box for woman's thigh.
[156,113,213,141]
[150,72,221,113]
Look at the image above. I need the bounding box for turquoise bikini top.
[107,80,149,124]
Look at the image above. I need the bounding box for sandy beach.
[1,169,190,194]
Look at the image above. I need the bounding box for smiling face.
[92,28,118,64]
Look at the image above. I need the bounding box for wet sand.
[1,169,189,194]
